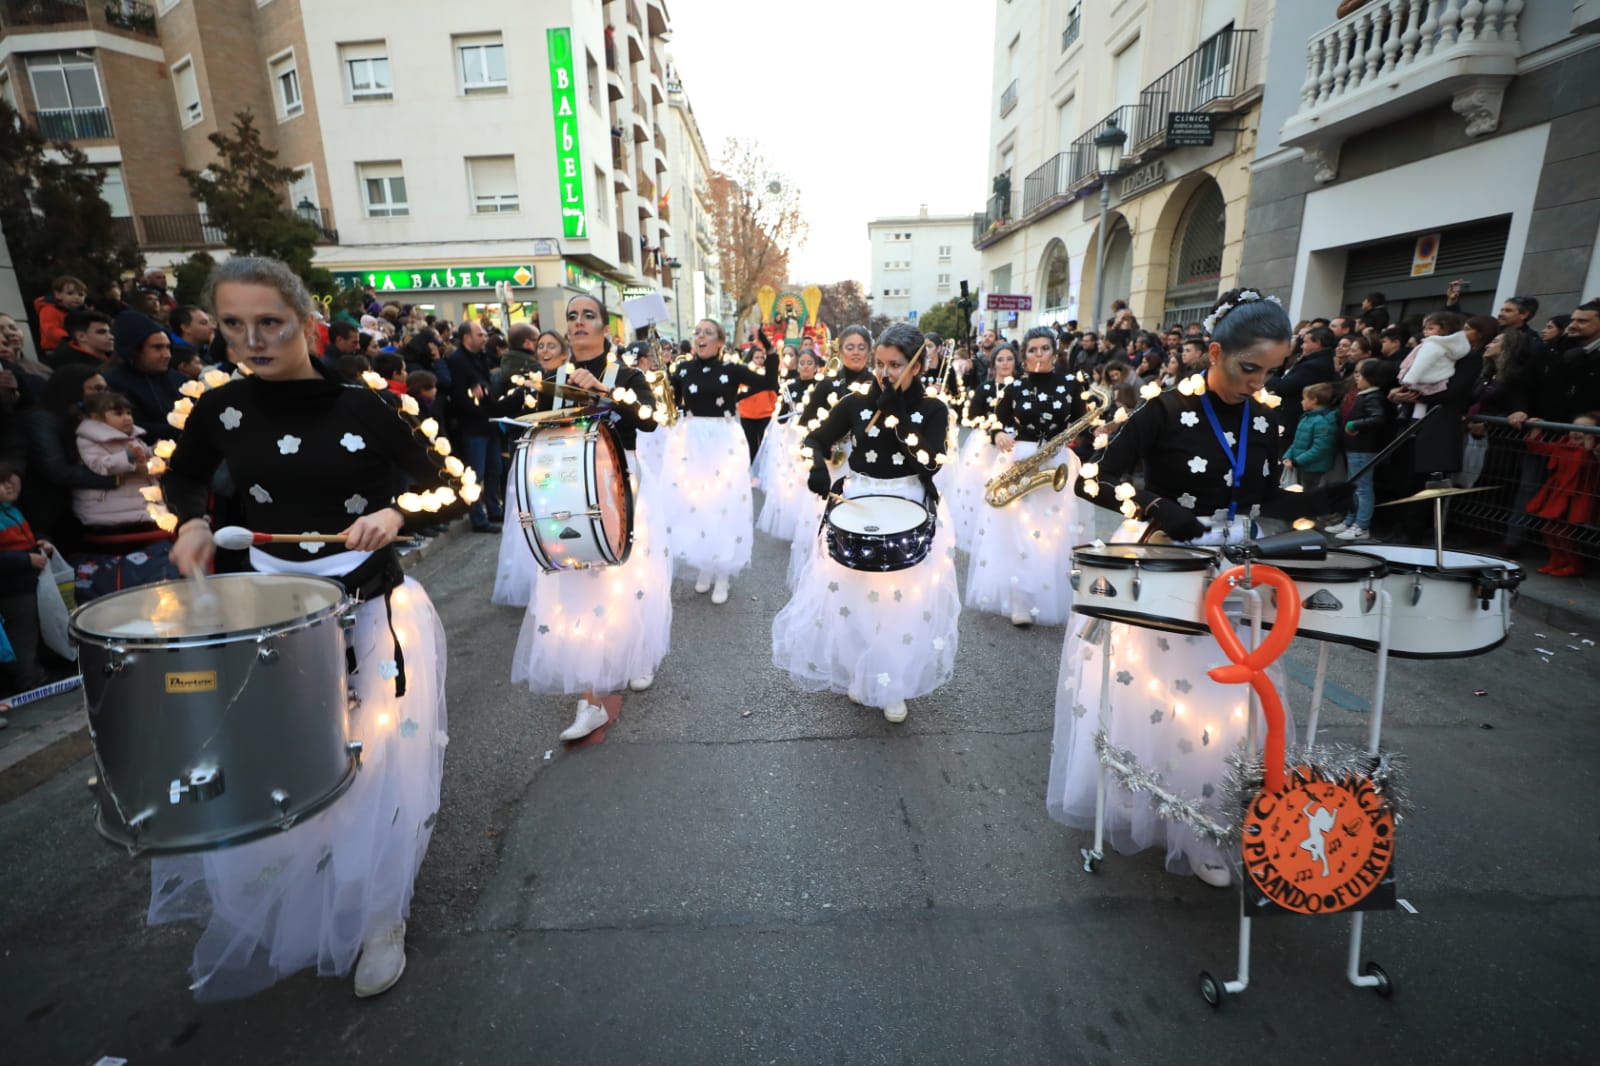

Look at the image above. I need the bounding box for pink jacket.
[73,418,157,527]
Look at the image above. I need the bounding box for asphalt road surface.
[2,503,1597,1065]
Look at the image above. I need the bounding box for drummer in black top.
[159,256,471,999]
[797,325,879,437]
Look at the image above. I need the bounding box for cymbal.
[1377,485,1495,507]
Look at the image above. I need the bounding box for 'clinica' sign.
[547,28,588,239]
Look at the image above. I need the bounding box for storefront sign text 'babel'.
[547,28,588,240]
[334,266,534,292]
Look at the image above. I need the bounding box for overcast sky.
[665,0,998,286]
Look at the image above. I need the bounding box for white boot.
[1010,596,1033,627]
[353,920,406,998]
[710,575,730,604]
[559,699,610,740]
[883,700,908,723]
[694,569,713,593]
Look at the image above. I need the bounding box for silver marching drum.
[512,417,635,571]
[1258,550,1390,649]
[1069,544,1220,634]
[72,574,362,854]
[1350,544,1524,658]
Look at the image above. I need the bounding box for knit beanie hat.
[113,310,167,359]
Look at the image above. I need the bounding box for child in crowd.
[406,370,438,417]
[1525,413,1600,577]
[0,466,55,697]
[1394,311,1470,414]
[170,346,204,380]
[33,275,88,352]
[1282,381,1339,490]
[1328,358,1397,541]
[73,392,158,529]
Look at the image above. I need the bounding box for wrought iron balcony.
[971,189,1012,248]
[0,0,87,28]
[1129,27,1257,155]
[139,213,228,249]
[999,78,1018,118]
[1281,0,1525,182]
[104,0,155,35]
[31,106,112,140]
[1062,8,1080,51]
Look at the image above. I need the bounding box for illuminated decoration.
[546,28,588,239]
[361,370,387,391]
[754,284,828,351]
[333,264,536,293]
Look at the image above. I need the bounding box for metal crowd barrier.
[1449,415,1600,566]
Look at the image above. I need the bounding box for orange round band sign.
[1241,769,1396,915]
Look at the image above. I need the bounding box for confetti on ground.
[1570,645,1582,651]
[741,710,752,718]
[543,750,553,761]
[1584,639,1595,647]
[1536,632,1548,638]
[1474,690,1488,697]
[1397,899,1418,915]
[1535,648,1555,656]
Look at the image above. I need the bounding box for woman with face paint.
[150,257,475,1000]
[508,293,674,741]
[948,342,1018,552]
[1044,289,1355,887]
[772,323,960,724]
[966,327,1086,627]
[491,330,571,609]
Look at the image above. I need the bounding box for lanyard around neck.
[1200,392,1249,520]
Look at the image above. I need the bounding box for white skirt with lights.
[659,415,755,578]
[492,461,534,608]
[148,575,447,1001]
[949,429,1004,552]
[771,471,960,708]
[511,459,673,694]
[965,441,1081,625]
[754,418,811,542]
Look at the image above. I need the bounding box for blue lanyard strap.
[1200,393,1249,520]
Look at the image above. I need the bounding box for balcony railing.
[1281,0,1524,172]
[1067,104,1148,193]
[1062,9,1080,51]
[104,0,155,35]
[626,0,642,33]
[636,170,654,201]
[1130,27,1257,153]
[632,85,648,122]
[999,78,1018,118]
[1021,152,1070,218]
[0,0,87,28]
[138,208,337,249]
[617,231,635,265]
[106,216,136,247]
[31,106,112,140]
[971,189,1012,246]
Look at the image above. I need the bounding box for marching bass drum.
[824,494,936,572]
[1351,544,1524,658]
[1069,544,1220,634]
[513,416,635,572]
[73,574,359,854]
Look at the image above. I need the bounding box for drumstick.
[865,355,924,433]
[213,525,418,550]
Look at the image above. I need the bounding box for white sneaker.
[1323,521,1349,535]
[693,569,712,594]
[1010,601,1033,627]
[711,576,729,605]
[353,921,406,998]
[883,700,908,723]
[1195,861,1233,888]
[1336,526,1370,541]
[559,699,610,740]
[847,689,863,705]
[628,674,654,692]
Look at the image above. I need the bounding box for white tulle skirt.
[784,445,849,589]
[755,418,811,542]
[772,472,961,708]
[949,429,1004,552]
[659,416,755,578]
[492,462,534,608]
[1044,560,1289,877]
[510,459,673,694]
[634,424,669,480]
[965,441,1081,625]
[147,576,447,1001]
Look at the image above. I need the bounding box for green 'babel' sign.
[547,28,587,239]
[333,265,535,292]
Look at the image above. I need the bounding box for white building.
[661,58,724,344]
[866,208,983,326]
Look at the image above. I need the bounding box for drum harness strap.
[340,548,408,698]
[553,362,620,411]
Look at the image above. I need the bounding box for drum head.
[71,573,345,643]
[1272,550,1387,581]
[591,422,633,561]
[1072,544,1217,570]
[1353,544,1514,576]
[828,495,928,535]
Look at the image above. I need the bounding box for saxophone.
[983,384,1110,507]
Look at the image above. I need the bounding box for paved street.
[2,507,1598,1066]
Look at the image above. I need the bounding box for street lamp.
[1091,118,1127,332]
[665,257,683,343]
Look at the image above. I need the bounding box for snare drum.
[513,417,635,572]
[1352,544,1524,658]
[1260,551,1389,649]
[1070,544,1219,634]
[72,574,360,854]
[824,495,936,572]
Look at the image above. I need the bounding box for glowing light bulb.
[154,512,178,532]
[154,439,176,459]
[202,368,230,389]
[1080,462,1099,479]
[420,418,440,439]
[361,371,386,391]
[433,437,452,456]
[179,380,205,399]
[397,492,424,512]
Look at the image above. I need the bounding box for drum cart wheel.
[1361,961,1393,998]
[1198,971,1225,1008]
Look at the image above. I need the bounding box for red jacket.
[1526,437,1598,525]
[33,294,71,352]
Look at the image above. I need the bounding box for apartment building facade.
[0,0,705,334]
[866,209,982,327]
[972,0,1271,332]
[1239,1,1600,325]
[660,58,724,342]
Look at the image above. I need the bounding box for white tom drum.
[1260,550,1389,650]
[1350,545,1524,659]
[513,417,635,572]
[1070,544,1220,634]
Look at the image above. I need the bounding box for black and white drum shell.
[71,574,358,854]
[1259,550,1389,649]
[1351,545,1524,659]
[824,495,936,573]
[1069,544,1220,635]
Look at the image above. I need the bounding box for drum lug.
[338,613,356,632]
[1409,574,1423,607]
[1131,562,1142,603]
[257,644,280,665]
[1362,584,1377,614]
[102,658,127,678]
[168,766,225,805]
[1069,567,1080,592]
[270,788,291,815]
[347,740,364,766]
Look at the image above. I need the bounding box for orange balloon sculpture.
[1204,565,1300,795]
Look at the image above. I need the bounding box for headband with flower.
[1201,289,1283,335]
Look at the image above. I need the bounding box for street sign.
[907,309,919,321]
[1166,112,1215,147]
[1411,233,1441,277]
[985,293,1033,311]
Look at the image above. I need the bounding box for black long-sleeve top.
[991,370,1087,443]
[962,377,1010,429]
[518,351,657,453]
[797,365,879,433]
[161,361,468,565]
[804,386,951,482]
[672,353,778,417]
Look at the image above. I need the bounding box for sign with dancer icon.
[1240,769,1397,916]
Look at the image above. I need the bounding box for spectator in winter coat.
[0,464,56,694]
[1395,311,1472,406]
[1282,382,1339,489]
[72,391,156,529]
[1328,359,1397,541]
[1272,326,1339,440]
[167,305,214,360]
[32,275,87,352]
[15,366,115,542]
[47,310,115,370]
[446,321,510,531]
[103,311,184,443]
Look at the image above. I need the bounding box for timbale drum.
[1259,550,1390,649]
[1351,545,1523,658]
[1070,544,1221,634]
[513,417,635,572]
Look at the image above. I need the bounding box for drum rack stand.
[1077,581,1398,1006]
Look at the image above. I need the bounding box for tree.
[0,97,143,336]
[706,138,807,334]
[182,111,332,293]
[916,297,967,343]
[172,252,217,307]
[817,280,872,333]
